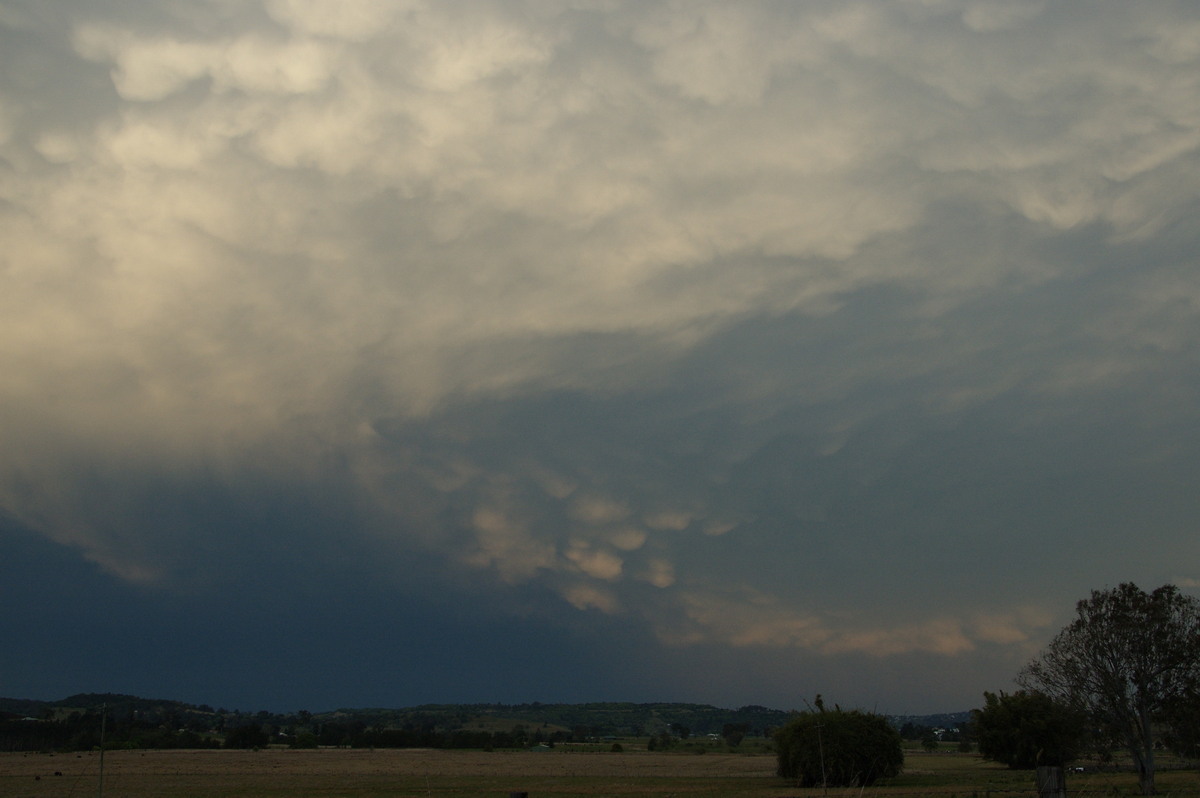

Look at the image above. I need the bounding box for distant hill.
[0,693,216,720]
[0,693,968,738]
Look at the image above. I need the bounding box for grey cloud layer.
[3,0,1200,702]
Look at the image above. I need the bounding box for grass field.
[3,747,1199,797]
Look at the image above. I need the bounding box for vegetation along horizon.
[4,583,1199,795]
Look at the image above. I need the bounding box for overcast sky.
[3,0,1200,715]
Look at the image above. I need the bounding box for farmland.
[4,747,1199,797]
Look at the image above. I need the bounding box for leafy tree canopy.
[971,690,1086,769]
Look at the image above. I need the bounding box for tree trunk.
[1137,761,1155,796]
[1137,705,1156,795]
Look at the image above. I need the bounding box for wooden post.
[1036,766,1065,798]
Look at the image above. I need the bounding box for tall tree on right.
[1018,583,1200,796]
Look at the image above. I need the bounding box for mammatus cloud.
[3,0,1200,707]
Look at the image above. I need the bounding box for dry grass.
[2,748,777,798]
[3,748,1198,798]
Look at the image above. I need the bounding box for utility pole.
[97,703,107,798]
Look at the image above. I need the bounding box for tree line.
[0,707,220,752]
[0,709,604,752]
[0,696,795,753]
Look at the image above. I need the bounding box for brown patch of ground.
[1,748,782,798]
[3,747,775,778]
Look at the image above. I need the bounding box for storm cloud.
[3,0,1200,713]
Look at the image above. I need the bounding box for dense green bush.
[288,731,319,749]
[774,702,903,787]
[971,690,1085,769]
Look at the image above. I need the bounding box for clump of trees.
[972,690,1085,768]
[981,583,1200,796]
[898,720,969,751]
[223,724,270,749]
[774,698,903,788]
[0,701,222,753]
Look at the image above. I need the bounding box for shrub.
[775,703,902,788]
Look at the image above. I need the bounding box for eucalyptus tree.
[1018,583,1200,795]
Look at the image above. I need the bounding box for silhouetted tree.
[722,722,749,747]
[971,690,1086,769]
[1019,583,1200,795]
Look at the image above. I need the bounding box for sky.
[3,0,1200,716]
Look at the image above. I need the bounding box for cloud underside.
[3,0,1200,673]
